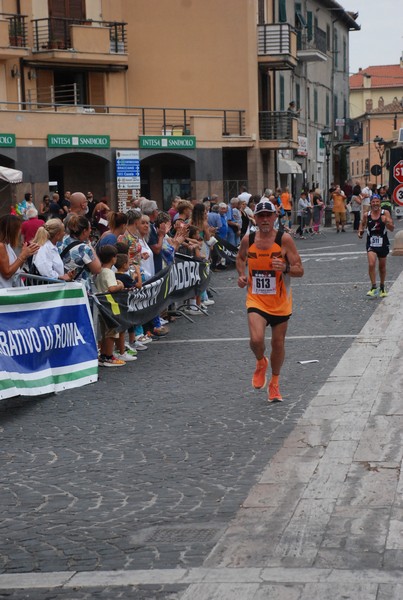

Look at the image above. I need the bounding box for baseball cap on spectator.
[254,200,276,215]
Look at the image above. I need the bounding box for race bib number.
[370,235,382,248]
[252,270,276,295]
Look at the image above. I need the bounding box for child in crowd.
[95,244,131,367]
[114,253,148,353]
[181,226,205,316]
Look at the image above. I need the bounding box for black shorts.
[247,307,291,327]
[367,246,389,258]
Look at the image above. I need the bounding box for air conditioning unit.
[398,128,403,144]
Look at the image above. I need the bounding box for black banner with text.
[94,254,210,331]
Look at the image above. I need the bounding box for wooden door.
[48,0,85,45]
[48,0,85,19]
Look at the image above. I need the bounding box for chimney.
[378,96,384,109]
[363,73,371,88]
[366,98,373,112]
[401,52,403,68]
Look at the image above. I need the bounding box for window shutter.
[279,0,287,23]
[279,75,285,111]
[88,72,105,111]
[307,11,313,41]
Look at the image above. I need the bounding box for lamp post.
[321,128,332,227]
[373,135,386,187]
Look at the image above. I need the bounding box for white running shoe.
[132,341,148,351]
[118,351,137,362]
[135,334,152,344]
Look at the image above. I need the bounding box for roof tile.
[350,64,403,89]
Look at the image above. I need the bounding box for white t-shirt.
[138,237,155,280]
[33,240,64,279]
[361,186,372,210]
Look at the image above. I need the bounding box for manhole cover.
[146,527,219,544]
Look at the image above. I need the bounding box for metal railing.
[259,111,293,140]
[27,83,82,107]
[32,17,127,53]
[298,26,327,55]
[3,13,28,47]
[334,118,363,144]
[257,23,294,56]
[139,107,245,136]
[0,99,246,137]
[223,180,248,202]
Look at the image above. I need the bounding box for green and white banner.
[0,283,98,399]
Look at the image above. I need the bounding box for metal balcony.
[32,17,127,54]
[297,26,327,62]
[257,23,297,70]
[0,13,29,59]
[259,111,298,149]
[4,95,246,138]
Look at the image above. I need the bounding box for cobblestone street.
[1,226,403,598]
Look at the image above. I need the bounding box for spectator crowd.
[1,181,393,368]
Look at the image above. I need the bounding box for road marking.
[157,334,358,344]
[299,251,362,257]
[299,243,356,251]
[1,566,403,590]
[214,280,395,289]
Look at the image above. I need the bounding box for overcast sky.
[348,0,402,74]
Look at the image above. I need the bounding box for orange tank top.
[281,192,291,211]
[246,230,292,316]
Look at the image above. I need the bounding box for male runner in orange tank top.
[236,200,304,402]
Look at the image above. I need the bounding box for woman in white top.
[135,214,155,280]
[0,214,39,288]
[32,219,74,281]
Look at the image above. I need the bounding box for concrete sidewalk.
[184,268,403,599]
[1,271,403,598]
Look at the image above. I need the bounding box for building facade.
[0,0,359,213]
[349,62,403,189]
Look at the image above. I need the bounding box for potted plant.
[9,20,24,46]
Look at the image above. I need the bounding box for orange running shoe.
[252,356,269,389]
[268,381,283,402]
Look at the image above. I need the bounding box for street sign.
[116,150,141,212]
[370,164,382,177]
[392,183,403,206]
[393,160,403,183]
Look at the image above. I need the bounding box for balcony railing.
[335,118,363,144]
[2,97,246,137]
[297,26,327,55]
[257,23,294,56]
[32,17,127,53]
[259,111,293,140]
[27,83,84,108]
[4,13,28,47]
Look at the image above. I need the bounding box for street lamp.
[321,128,333,226]
[373,135,386,186]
